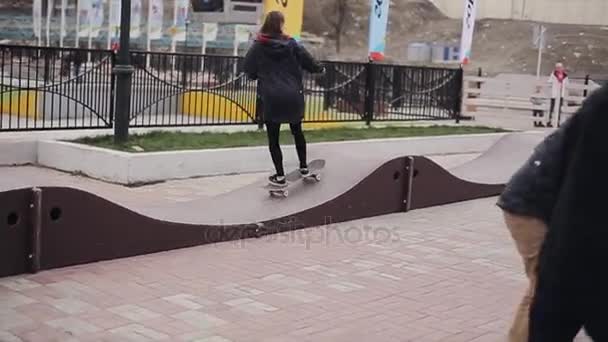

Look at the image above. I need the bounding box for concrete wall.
[431,0,608,26]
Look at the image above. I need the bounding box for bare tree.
[323,0,350,53]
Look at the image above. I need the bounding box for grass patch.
[74,125,507,152]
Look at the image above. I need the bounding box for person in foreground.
[243,11,325,187]
[527,83,608,341]
[497,99,575,342]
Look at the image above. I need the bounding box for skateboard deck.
[266,159,325,198]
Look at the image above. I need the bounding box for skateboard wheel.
[283,190,289,197]
[314,174,321,182]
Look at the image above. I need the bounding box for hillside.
[302,0,608,77]
[2,0,607,77]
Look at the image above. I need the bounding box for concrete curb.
[29,133,516,185]
[0,140,37,165]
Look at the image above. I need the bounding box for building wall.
[432,0,608,26]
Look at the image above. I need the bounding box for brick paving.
[0,197,591,341]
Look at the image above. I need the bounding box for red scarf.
[554,70,567,83]
[256,33,291,44]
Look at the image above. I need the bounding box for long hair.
[260,11,285,36]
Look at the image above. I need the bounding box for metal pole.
[113,0,133,143]
[30,187,42,273]
[46,0,54,47]
[75,0,80,47]
[60,0,66,47]
[146,0,151,68]
[107,0,112,49]
[536,25,545,80]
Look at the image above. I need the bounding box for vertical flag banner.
[459,0,478,65]
[201,23,218,60]
[368,0,390,61]
[89,0,104,38]
[234,25,254,44]
[203,23,218,42]
[33,0,42,39]
[172,0,189,42]
[78,0,92,37]
[148,0,164,40]
[130,0,142,38]
[263,0,303,40]
[109,0,121,42]
[60,0,67,40]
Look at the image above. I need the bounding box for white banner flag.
[108,0,121,39]
[459,0,478,65]
[234,24,254,43]
[60,0,67,39]
[33,0,42,39]
[203,23,218,42]
[148,0,164,40]
[78,0,92,37]
[89,0,104,38]
[172,0,189,42]
[130,0,142,38]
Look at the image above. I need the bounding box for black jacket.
[529,84,608,338]
[496,117,574,223]
[243,34,324,124]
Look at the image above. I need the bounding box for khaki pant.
[503,211,548,342]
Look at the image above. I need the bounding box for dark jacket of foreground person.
[243,34,324,124]
[529,84,608,341]
[497,116,573,223]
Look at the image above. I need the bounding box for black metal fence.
[0,45,115,131]
[0,44,463,131]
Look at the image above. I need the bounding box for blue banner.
[368,0,390,61]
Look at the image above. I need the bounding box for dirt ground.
[303,0,608,77]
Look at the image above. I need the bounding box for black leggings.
[265,122,307,176]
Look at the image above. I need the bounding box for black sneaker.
[299,168,310,177]
[268,174,287,187]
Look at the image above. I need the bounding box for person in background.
[546,62,569,127]
[243,11,325,187]
[496,110,577,341]
[528,83,608,341]
[530,85,546,128]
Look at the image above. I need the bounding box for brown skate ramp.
[0,133,546,277]
[448,132,547,184]
[136,150,400,225]
[0,154,506,277]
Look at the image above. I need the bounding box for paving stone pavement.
[0,197,591,342]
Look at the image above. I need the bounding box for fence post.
[584,74,590,97]
[43,50,51,84]
[255,91,264,130]
[323,64,336,110]
[109,53,117,126]
[364,61,376,126]
[392,66,403,109]
[113,0,134,143]
[455,67,464,124]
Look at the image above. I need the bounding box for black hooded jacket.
[529,84,608,338]
[243,34,324,124]
[497,117,573,223]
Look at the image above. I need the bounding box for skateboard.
[266,159,325,198]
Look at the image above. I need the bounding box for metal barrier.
[0,45,115,131]
[0,44,463,131]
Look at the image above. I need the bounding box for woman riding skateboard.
[243,11,325,187]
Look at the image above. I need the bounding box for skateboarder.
[243,11,325,187]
